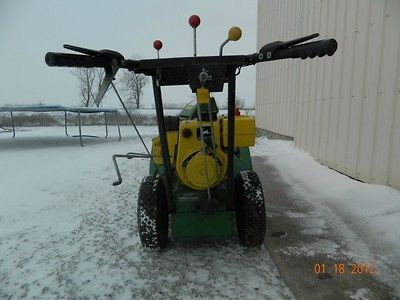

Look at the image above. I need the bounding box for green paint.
[148,139,252,242]
[179,97,218,119]
[170,178,233,241]
[233,147,253,175]
[173,180,227,212]
[149,160,160,176]
[171,211,233,241]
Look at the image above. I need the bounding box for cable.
[110,82,160,175]
[196,102,212,208]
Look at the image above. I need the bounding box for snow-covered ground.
[2,126,399,298]
[0,127,292,299]
[252,137,400,295]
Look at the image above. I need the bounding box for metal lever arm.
[112,153,151,186]
[258,33,319,58]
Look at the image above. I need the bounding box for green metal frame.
[171,212,233,241]
[149,142,253,241]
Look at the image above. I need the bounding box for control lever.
[258,33,319,59]
[63,44,124,61]
[112,152,152,186]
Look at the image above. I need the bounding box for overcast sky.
[0,0,258,109]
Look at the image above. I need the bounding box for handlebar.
[45,52,111,68]
[272,39,337,60]
[46,34,337,71]
[45,33,337,94]
[255,37,337,63]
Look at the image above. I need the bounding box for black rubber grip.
[274,39,338,60]
[45,52,111,68]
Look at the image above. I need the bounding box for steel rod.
[64,110,69,136]
[196,102,212,208]
[152,76,175,212]
[116,111,121,141]
[111,83,153,160]
[104,112,109,138]
[10,111,15,138]
[227,68,236,208]
[219,39,229,56]
[193,28,197,57]
[112,152,151,186]
[207,100,220,176]
[78,111,83,146]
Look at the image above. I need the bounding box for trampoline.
[0,105,121,146]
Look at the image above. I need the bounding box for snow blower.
[45,15,337,248]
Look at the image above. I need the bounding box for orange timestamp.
[314,262,377,275]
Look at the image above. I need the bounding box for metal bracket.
[95,61,119,105]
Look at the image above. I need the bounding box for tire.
[235,170,266,247]
[137,176,169,248]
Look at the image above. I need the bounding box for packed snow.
[349,288,371,300]
[0,126,292,299]
[252,137,400,294]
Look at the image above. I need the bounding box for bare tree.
[71,68,106,107]
[120,56,148,109]
[218,96,246,110]
[235,96,246,109]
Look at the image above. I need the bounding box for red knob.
[153,40,163,50]
[188,15,201,28]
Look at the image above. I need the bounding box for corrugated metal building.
[256,0,400,190]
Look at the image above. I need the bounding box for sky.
[0,0,258,109]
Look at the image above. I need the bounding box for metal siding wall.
[318,0,336,164]
[345,0,370,178]
[256,0,400,190]
[371,0,400,184]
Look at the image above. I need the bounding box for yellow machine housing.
[175,119,227,190]
[221,116,256,148]
[151,114,256,191]
[151,131,178,165]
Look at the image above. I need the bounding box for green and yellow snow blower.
[45,15,337,248]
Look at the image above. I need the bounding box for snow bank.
[252,137,400,291]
